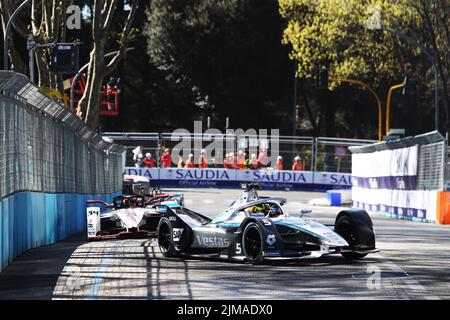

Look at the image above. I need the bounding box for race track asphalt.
[1,188,450,300]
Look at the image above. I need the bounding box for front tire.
[157,218,178,257]
[335,213,372,259]
[242,222,264,264]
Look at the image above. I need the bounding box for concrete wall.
[0,191,119,271]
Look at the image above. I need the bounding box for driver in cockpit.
[247,204,271,216]
[246,203,283,218]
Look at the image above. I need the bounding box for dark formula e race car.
[87,190,184,240]
[156,184,378,264]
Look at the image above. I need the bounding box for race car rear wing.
[145,193,185,207]
[240,182,260,191]
[144,193,171,205]
[86,199,114,208]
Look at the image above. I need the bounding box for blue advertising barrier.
[0,191,119,271]
[124,167,352,191]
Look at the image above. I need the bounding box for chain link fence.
[415,133,446,190]
[0,71,124,199]
[350,131,446,191]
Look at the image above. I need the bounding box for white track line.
[373,253,440,300]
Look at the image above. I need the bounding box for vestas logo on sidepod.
[196,235,230,247]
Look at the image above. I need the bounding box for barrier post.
[437,191,450,224]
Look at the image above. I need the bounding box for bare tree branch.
[105,0,139,74]
[78,0,140,127]
[102,0,118,32]
[92,0,103,40]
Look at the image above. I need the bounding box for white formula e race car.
[87,192,184,240]
[156,183,379,264]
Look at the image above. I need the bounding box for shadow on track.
[0,233,86,300]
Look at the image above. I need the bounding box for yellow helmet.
[249,205,264,213]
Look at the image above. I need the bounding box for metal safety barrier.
[0,71,125,199]
[349,131,446,223]
[350,131,446,191]
[0,71,125,271]
[104,132,376,173]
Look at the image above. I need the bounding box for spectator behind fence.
[161,148,172,167]
[144,153,156,168]
[276,155,283,170]
[243,152,250,169]
[236,150,245,169]
[132,146,143,167]
[185,154,195,168]
[250,153,259,170]
[178,156,184,168]
[228,152,236,169]
[223,154,229,168]
[258,148,269,168]
[292,156,304,171]
[199,149,208,169]
[135,153,144,167]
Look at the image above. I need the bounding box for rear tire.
[242,222,264,264]
[157,218,178,257]
[335,215,368,259]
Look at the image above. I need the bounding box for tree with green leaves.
[145,0,293,132]
[279,0,449,134]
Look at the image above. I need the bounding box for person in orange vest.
[177,156,184,168]
[249,153,259,170]
[228,152,236,169]
[198,149,208,169]
[236,150,245,169]
[223,153,229,168]
[143,153,156,168]
[161,148,172,167]
[276,155,283,171]
[258,148,268,168]
[292,156,304,171]
[185,153,195,168]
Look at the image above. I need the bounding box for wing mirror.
[299,209,312,217]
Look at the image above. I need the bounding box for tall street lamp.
[293,59,298,137]
[3,0,32,71]
[385,77,407,136]
[383,28,440,133]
